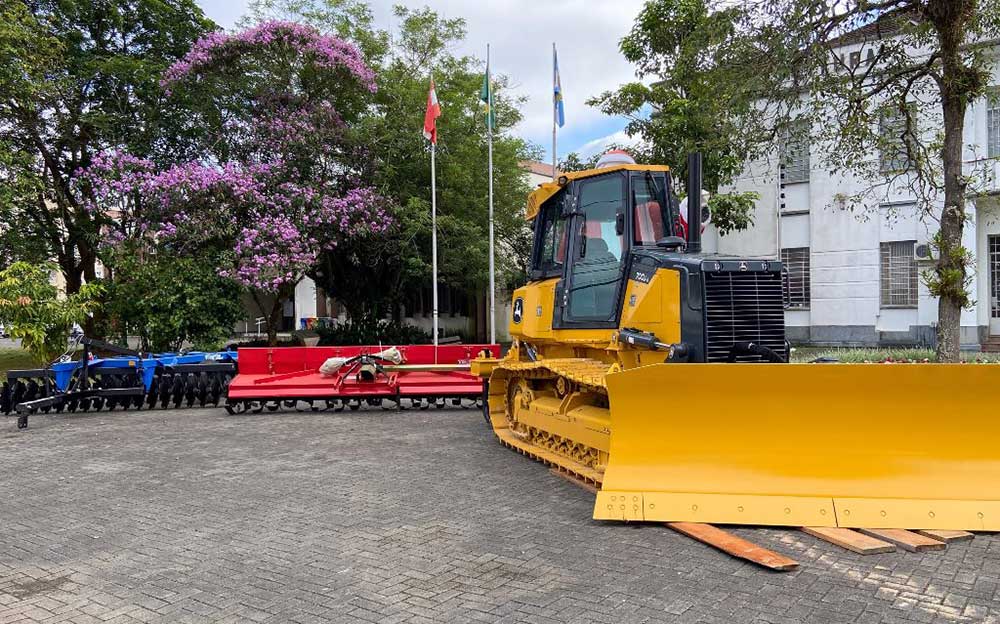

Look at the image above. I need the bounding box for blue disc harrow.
[2,337,237,429]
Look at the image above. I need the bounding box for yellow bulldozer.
[473,154,999,532]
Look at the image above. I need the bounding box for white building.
[704,24,1000,350]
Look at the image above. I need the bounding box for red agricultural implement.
[225,344,499,413]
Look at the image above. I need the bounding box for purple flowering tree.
[78,21,390,346]
[140,164,389,343]
[161,20,376,177]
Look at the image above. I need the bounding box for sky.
[194,0,648,163]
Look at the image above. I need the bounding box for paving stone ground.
[1,407,999,624]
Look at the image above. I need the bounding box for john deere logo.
[512,298,524,324]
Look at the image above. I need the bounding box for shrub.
[230,334,306,349]
[791,347,1000,363]
[102,251,244,353]
[315,316,431,346]
[0,262,103,365]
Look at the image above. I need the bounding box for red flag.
[423,78,441,144]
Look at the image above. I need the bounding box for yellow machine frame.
[473,161,1000,532]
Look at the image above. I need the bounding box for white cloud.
[196,0,647,156]
[575,130,639,159]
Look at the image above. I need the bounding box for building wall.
[710,59,1000,348]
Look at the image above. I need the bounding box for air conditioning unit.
[914,243,936,261]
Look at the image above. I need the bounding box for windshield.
[632,173,671,245]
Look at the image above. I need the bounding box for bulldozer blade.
[596,363,1000,531]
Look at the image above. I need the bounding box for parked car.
[0,323,8,338]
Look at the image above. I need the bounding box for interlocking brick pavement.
[1,408,998,623]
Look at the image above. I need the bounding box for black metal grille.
[703,270,787,362]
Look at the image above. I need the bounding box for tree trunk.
[250,287,288,347]
[931,1,973,362]
[267,298,283,347]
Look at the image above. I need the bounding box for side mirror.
[615,212,625,236]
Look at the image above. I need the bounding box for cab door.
[555,172,630,328]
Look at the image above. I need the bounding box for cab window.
[567,174,627,321]
[533,194,568,276]
[632,173,671,245]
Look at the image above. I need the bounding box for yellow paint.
[510,279,557,340]
[594,491,837,527]
[619,270,681,344]
[475,163,1000,533]
[509,269,680,360]
[525,164,670,220]
[520,396,611,452]
[599,362,1000,530]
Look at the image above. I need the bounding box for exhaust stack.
[686,152,703,254]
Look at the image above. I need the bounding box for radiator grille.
[703,270,787,362]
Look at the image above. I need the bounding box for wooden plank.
[801,527,896,554]
[548,467,599,494]
[915,529,974,543]
[667,522,799,571]
[857,528,946,552]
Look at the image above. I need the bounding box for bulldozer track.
[488,357,613,489]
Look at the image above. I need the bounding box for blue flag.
[553,45,565,128]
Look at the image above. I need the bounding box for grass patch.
[790,346,1000,363]
[0,349,38,381]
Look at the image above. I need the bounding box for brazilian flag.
[480,65,495,131]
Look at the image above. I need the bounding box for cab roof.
[525,164,670,220]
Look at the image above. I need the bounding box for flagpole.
[423,75,441,362]
[431,140,439,359]
[552,42,557,180]
[487,44,496,346]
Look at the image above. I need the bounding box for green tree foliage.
[100,252,244,353]
[244,2,537,324]
[242,0,389,61]
[558,152,601,172]
[597,0,1000,361]
[589,0,764,192]
[0,0,214,294]
[0,263,103,366]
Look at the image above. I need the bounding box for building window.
[780,121,810,184]
[880,241,918,308]
[988,89,1000,158]
[781,247,810,309]
[880,109,914,172]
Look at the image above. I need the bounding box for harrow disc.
[197,372,209,407]
[208,374,222,406]
[1,381,11,414]
[147,376,160,408]
[102,375,120,410]
[170,374,184,408]
[11,380,26,407]
[158,373,172,407]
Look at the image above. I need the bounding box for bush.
[790,347,1000,363]
[0,262,103,365]
[315,317,432,346]
[102,251,244,353]
[230,335,306,349]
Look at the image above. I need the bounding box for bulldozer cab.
[528,165,674,330]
